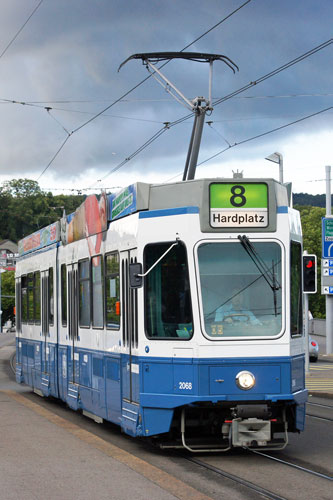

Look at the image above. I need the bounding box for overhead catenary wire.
[213,38,333,106]
[206,121,232,147]
[72,0,252,134]
[2,95,332,133]
[38,185,122,193]
[106,37,333,185]
[97,84,333,187]
[165,105,333,182]
[35,0,253,181]
[2,91,332,107]
[0,0,44,60]
[37,135,71,181]
[93,101,333,188]
[197,105,333,167]
[0,98,166,124]
[46,108,71,135]
[163,38,333,126]
[25,13,332,184]
[89,124,170,187]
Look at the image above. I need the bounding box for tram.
[15,176,307,451]
[15,52,307,451]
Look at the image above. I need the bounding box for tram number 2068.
[178,381,193,390]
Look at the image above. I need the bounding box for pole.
[303,250,310,373]
[0,271,2,333]
[304,294,309,373]
[278,154,283,184]
[326,165,333,354]
[185,108,206,181]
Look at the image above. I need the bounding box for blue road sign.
[322,217,333,258]
[324,259,333,267]
[323,268,333,276]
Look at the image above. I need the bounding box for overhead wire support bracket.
[118,51,238,181]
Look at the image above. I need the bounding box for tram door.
[68,264,79,384]
[121,249,139,403]
[41,270,50,380]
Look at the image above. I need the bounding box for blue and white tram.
[15,177,307,451]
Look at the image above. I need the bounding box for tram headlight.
[236,370,255,390]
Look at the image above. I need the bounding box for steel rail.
[9,352,16,375]
[307,401,333,410]
[249,450,333,481]
[306,413,333,423]
[186,457,288,500]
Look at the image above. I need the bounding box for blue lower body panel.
[16,338,307,437]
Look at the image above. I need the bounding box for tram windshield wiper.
[238,235,281,292]
[238,234,281,317]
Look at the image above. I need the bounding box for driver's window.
[198,241,282,338]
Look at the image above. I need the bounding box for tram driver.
[214,287,261,326]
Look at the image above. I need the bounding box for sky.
[0,0,332,196]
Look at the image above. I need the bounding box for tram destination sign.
[209,183,268,228]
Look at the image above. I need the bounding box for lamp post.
[0,269,5,333]
[265,152,283,184]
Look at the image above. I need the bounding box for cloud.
[0,0,331,194]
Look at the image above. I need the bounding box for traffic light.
[302,254,317,293]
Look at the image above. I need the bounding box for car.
[309,335,319,362]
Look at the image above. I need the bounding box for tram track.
[306,400,333,423]
[9,351,16,375]
[248,449,333,482]
[184,447,332,500]
[307,401,333,410]
[306,413,333,423]
[186,456,289,500]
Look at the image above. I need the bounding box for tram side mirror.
[129,263,143,288]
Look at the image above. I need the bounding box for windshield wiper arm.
[238,235,281,292]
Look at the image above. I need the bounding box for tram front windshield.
[198,241,282,338]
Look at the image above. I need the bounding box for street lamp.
[265,152,283,184]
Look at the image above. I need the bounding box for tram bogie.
[15,177,307,451]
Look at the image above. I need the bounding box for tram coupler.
[231,417,271,447]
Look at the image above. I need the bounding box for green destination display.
[210,183,268,228]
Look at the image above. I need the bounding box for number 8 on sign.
[230,185,246,207]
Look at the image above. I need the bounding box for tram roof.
[18,177,291,256]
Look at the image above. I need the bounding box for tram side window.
[27,273,34,323]
[92,256,104,328]
[290,241,303,336]
[79,260,90,327]
[49,267,54,325]
[16,280,22,333]
[105,253,120,329]
[144,241,193,339]
[21,273,40,324]
[61,264,67,326]
[21,276,28,323]
[34,271,41,324]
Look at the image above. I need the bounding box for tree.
[1,178,48,241]
[2,178,42,198]
[0,270,15,327]
[0,179,85,242]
